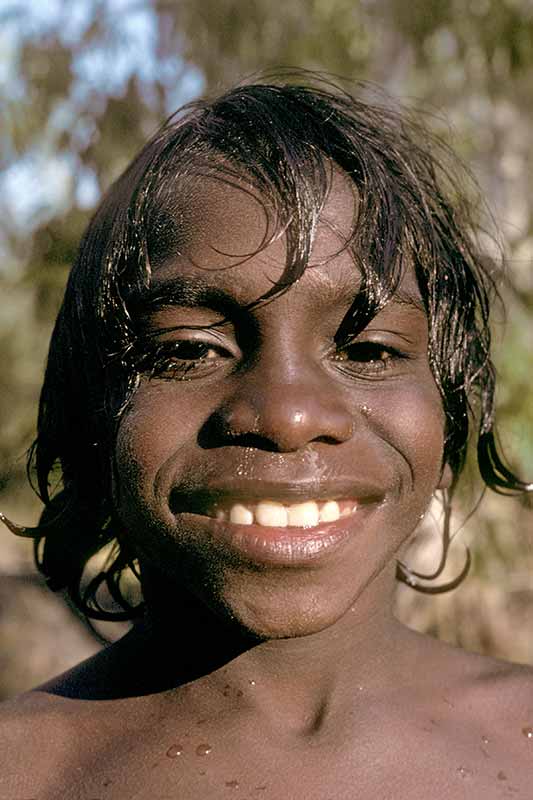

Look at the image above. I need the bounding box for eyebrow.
[133,275,244,318]
[304,269,426,315]
[133,273,427,319]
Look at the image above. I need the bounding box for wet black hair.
[8,72,531,620]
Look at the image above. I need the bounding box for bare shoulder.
[0,638,189,797]
[418,631,533,739]
[450,652,533,786]
[0,641,141,797]
[465,652,533,724]
[0,689,84,795]
[0,687,76,740]
[443,639,533,703]
[0,681,153,798]
[403,627,533,726]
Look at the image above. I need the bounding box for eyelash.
[330,341,408,377]
[137,338,408,382]
[139,340,232,381]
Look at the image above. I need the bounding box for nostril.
[198,413,282,451]
[221,432,283,452]
[313,435,347,446]
[198,422,289,452]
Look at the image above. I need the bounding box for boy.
[1,76,531,799]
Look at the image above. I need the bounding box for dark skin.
[0,174,532,800]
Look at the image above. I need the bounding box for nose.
[204,372,354,453]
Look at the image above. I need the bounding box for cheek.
[371,380,446,490]
[113,383,206,509]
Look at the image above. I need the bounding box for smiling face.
[114,171,450,639]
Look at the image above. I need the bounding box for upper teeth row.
[216,499,355,528]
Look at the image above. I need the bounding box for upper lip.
[170,479,385,509]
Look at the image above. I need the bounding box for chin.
[216,583,350,641]
[231,613,339,642]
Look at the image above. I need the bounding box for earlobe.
[438,463,454,490]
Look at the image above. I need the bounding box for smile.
[169,480,385,566]
[214,498,357,528]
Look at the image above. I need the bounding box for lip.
[175,499,382,567]
[169,478,386,566]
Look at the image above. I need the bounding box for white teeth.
[319,500,341,522]
[229,503,254,525]
[218,499,356,528]
[287,500,319,528]
[255,501,288,527]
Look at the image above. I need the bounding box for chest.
[43,717,529,800]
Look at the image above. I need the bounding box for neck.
[125,564,412,730]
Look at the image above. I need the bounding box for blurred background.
[0,0,532,699]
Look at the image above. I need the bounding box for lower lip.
[181,509,372,566]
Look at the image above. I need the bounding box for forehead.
[147,167,422,311]
[154,168,351,256]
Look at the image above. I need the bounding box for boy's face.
[114,172,450,639]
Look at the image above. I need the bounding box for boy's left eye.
[330,342,404,376]
[165,340,220,362]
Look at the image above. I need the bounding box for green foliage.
[158,0,372,88]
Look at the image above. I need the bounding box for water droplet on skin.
[225,780,239,789]
[498,771,508,781]
[481,735,490,745]
[522,726,533,739]
[249,679,256,686]
[443,695,455,708]
[166,744,184,758]
[196,743,212,756]
[457,766,473,779]
[357,685,364,692]
[235,447,255,478]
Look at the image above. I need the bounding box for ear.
[438,463,453,490]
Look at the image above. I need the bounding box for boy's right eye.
[140,338,233,381]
